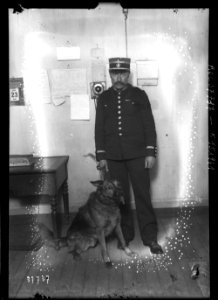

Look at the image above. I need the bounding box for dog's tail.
[37,223,69,250]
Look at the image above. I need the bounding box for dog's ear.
[90,180,104,187]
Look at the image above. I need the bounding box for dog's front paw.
[103,255,112,268]
[105,261,113,268]
[124,247,138,258]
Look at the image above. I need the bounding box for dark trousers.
[107,157,158,245]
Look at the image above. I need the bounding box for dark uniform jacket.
[95,84,157,161]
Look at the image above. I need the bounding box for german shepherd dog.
[39,179,136,266]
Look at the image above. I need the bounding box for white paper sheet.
[91,60,106,82]
[136,60,159,79]
[90,47,104,59]
[48,69,87,98]
[56,47,80,60]
[70,94,90,120]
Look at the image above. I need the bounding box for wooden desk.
[9,156,70,239]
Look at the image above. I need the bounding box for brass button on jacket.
[95,84,157,161]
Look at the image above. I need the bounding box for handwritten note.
[48,68,87,99]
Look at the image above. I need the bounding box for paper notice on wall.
[136,60,159,79]
[90,47,104,59]
[70,94,90,120]
[91,60,106,82]
[48,68,87,101]
[56,47,80,60]
[22,69,51,104]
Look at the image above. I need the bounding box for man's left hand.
[145,156,156,169]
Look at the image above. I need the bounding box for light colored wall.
[9,6,208,214]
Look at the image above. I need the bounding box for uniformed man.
[94,57,163,254]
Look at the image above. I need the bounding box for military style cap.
[109,57,131,71]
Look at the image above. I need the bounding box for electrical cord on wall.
[123,8,128,58]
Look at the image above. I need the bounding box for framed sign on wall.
[10,77,25,105]
[136,60,159,86]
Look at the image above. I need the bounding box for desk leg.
[51,196,59,239]
[63,180,70,223]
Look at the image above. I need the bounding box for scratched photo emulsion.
[9,6,210,298]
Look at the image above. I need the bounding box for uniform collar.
[110,83,132,95]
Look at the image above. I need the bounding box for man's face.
[109,70,130,90]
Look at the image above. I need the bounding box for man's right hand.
[97,160,109,172]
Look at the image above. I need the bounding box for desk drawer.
[10,174,56,196]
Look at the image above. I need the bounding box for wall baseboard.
[9,206,209,226]
[9,198,208,215]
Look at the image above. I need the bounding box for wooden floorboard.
[179,213,209,261]
[120,250,138,297]
[153,218,177,297]
[9,251,32,298]
[54,251,78,298]
[182,212,210,298]
[41,247,69,298]
[159,217,204,297]
[82,244,100,297]
[150,218,190,297]
[95,250,110,297]
[68,249,89,297]
[8,209,210,298]
[192,213,209,254]
[16,246,62,297]
[107,239,124,296]
[9,251,25,276]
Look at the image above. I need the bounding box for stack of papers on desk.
[9,155,34,167]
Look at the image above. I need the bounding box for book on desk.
[9,154,35,167]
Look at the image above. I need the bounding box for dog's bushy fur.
[37,223,60,250]
[39,179,135,265]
